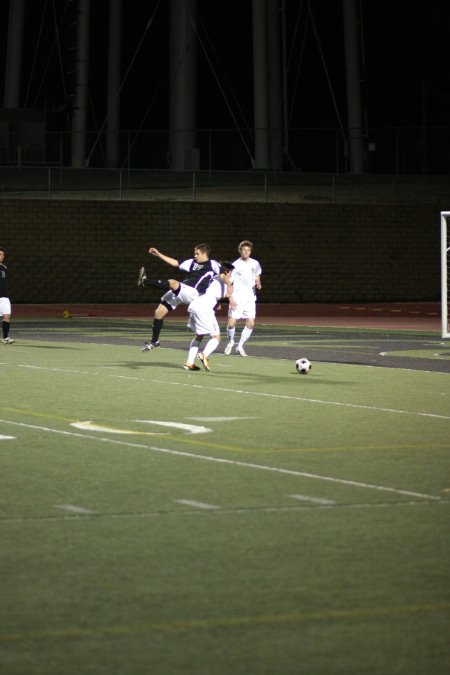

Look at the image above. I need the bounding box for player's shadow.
[111,360,184,370]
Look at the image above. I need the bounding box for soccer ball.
[296,357,311,374]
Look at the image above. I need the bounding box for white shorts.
[0,297,11,316]
[228,298,256,320]
[161,284,199,311]
[188,308,220,337]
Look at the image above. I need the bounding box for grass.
[0,323,449,674]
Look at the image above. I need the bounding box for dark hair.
[194,243,211,255]
[219,261,234,273]
[0,247,6,254]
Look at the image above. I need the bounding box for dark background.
[1,0,449,134]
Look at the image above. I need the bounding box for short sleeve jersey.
[230,257,262,301]
[179,258,221,293]
[189,275,228,313]
[0,264,7,297]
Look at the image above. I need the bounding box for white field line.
[0,418,441,501]
[55,504,97,514]
[175,499,220,510]
[289,494,336,505]
[0,499,447,525]
[13,364,450,421]
[0,435,15,440]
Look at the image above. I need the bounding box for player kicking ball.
[183,262,234,371]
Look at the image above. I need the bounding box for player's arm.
[255,274,262,290]
[225,282,237,310]
[148,247,179,267]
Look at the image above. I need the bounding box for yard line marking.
[175,499,220,510]
[188,416,257,422]
[134,420,212,435]
[18,364,145,382]
[71,421,167,436]
[0,434,15,440]
[1,603,449,642]
[289,494,336,505]
[12,364,450,420]
[0,499,448,525]
[55,504,97,514]
[152,379,450,421]
[0,418,441,501]
[4,407,448,454]
[12,365,450,420]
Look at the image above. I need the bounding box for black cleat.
[141,341,160,352]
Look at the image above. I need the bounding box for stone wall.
[0,199,441,303]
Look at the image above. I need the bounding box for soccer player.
[184,261,234,372]
[137,243,226,351]
[0,247,14,344]
[224,240,262,356]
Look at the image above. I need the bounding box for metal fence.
[0,166,449,205]
[1,126,449,175]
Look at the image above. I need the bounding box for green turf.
[0,335,449,674]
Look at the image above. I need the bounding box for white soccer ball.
[296,357,311,374]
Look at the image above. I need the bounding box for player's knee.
[154,305,168,320]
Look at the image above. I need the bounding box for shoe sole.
[137,267,147,287]
[198,354,210,371]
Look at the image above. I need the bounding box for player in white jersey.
[224,240,262,357]
[184,261,234,372]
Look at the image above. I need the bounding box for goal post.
[441,211,450,338]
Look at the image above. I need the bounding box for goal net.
[441,211,450,338]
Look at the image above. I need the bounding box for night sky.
[0,1,449,135]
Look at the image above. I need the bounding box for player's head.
[0,247,5,261]
[219,261,234,277]
[238,240,253,260]
[194,243,211,262]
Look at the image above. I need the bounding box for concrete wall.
[0,199,441,303]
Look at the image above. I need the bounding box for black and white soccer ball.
[296,357,312,374]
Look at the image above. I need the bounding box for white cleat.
[2,337,15,344]
[224,341,234,355]
[235,345,247,357]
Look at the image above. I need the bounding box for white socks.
[238,326,253,347]
[187,338,201,364]
[203,337,220,357]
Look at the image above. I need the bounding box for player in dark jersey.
[137,243,224,351]
[0,247,14,344]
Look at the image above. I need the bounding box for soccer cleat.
[224,341,234,355]
[141,340,160,352]
[2,337,14,344]
[235,345,248,357]
[183,363,200,371]
[137,266,147,287]
[197,352,210,371]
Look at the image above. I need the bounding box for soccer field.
[0,318,449,674]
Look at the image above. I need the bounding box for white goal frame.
[441,211,450,338]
